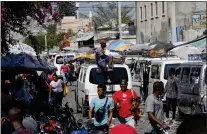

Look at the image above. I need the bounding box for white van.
[75,63,132,117]
[54,53,76,77]
[148,60,187,96]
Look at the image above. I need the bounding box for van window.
[89,67,128,84]
[79,69,83,82]
[164,64,180,80]
[175,67,181,76]
[56,55,74,64]
[83,70,86,83]
[181,67,190,83]
[190,67,201,84]
[151,65,160,79]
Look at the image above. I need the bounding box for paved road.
[63,84,182,134]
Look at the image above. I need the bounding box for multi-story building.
[136,1,206,43]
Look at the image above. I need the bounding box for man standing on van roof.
[164,68,179,120]
[113,79,139,127]
[95,40,113,83]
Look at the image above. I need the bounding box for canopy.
[149,41,174,51]
[9,42,36,56]
[63,47,78,51]
[1,53,48,71]
[107,40,135,52]
[171,46,202,60]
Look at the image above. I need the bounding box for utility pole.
[135,1,140,44]
[171,2,176,43]
[118,2,122,40]
[76,2,79,19]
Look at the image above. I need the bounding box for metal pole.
[45,34,49,56]
[136,1,140,44]
[171,2,176,43]
[76,2,79,19]
[118,2,122,40]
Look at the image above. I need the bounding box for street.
[62,84,183,134]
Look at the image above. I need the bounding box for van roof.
[150,59,188,64]
[81,64,129,68]
[180,61,206,66]
[55,53,77,57]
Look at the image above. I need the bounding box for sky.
[78,2,136,19]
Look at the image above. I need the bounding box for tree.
[23,24,66,54]
[57,1,76,18]
[92,2,133,28]
[1,1,61,55]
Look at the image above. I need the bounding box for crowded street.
[1,1,207,134]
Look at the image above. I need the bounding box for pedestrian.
[50,74,65,111]
[68,61,75,86]
[144,81,170,134]
[60,61,69,85]
[88,84,114,132]
[176,113,207,134]
[109,124,137,134]
[95,40,113,83]
[113,79,140,128]
[8,107,35,134]
[164,68,179,120]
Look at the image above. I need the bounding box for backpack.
[95,97,108,123]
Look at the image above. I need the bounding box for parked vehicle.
[54,53,77,77]
[75,63,132,117]
[176,55,206,115]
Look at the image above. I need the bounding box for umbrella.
[107,40,135,52]
[9,42,37,56]
[171,46,201,60]
[149,41,174,51]
[1,53,48,71]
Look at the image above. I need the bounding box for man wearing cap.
[95,40,113,83]
[113,79,139,127]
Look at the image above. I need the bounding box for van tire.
[75,91,81,113]
[82,99,87,117]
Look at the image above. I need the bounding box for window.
[175,67,181,78]
[181,67,190,83]
[140,7,143,20]
[190,67,201,84]
[151,65,160,79]
[83,70,86,83]
[144,5,147,19]
[164,64,181,80]
[151,3,153,17]
[162,1,165,14]
[89,67,128,84]
[155,2,158,16]
[56,55,74,64]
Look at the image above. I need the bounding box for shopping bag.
[64,85,70,96]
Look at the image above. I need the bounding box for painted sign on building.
[192,10,207,29]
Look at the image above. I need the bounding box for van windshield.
[164,64,181,80]
[56,55,74,64]
[89,67,128,85]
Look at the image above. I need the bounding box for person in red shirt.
[113,79,139,128]
[60,61,69,85]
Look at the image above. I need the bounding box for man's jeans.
[118,116,135,128]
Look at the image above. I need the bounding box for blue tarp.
[1,53,48,71]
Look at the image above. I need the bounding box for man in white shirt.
[50,74,65,111]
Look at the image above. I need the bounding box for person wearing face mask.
[113,79,139,127]
[144,81,170,134]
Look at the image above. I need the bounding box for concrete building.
[60,16,90,33]
[136,1,206,43]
